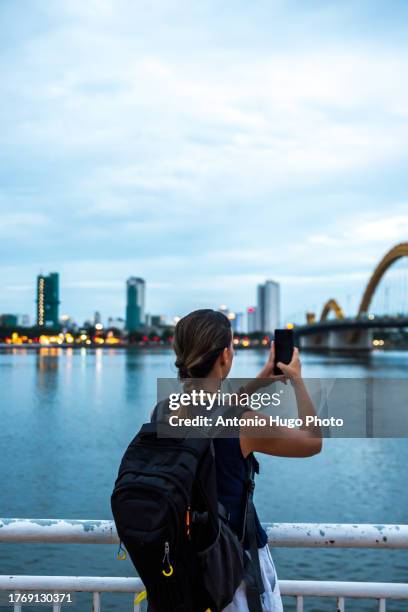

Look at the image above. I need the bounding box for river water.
[0,348,407,611]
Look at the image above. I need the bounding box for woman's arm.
[239,346,322,458]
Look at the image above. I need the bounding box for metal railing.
[1,518,408,611]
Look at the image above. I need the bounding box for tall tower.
[126,278,146,332]
[247,306,257,333]
[37,273,60,327]
[256,280,280,333]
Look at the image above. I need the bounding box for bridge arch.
[358,242,408,316]
[320,299,344,322]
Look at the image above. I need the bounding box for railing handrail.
[1,518,408,548]
[1,576,408,600]
[2,519,408,610]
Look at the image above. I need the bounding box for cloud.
[0,212,51,232]
[308,211,408,252]
[1,1,407,322]
[353,215,408,243]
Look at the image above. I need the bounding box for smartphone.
[273,329,294,375]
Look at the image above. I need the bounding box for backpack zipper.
[114,470,190,507]
[162,540,173,577]
[113,480,183,540]
[135,442,201,459]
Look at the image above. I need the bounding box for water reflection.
[124,349,145,404]
[34,347,60,405]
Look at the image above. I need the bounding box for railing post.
[93,591,101,612]
[378,598,386,612]
[337,596,345,611]
[296,595,304,611]
[13,591,22,612]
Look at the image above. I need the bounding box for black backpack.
[111,401,264,612]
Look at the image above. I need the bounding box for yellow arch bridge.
[300,242,408,349]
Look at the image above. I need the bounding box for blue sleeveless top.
[213,437,267,549]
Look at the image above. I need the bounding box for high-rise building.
[18,314,30,327]
[234,312,244,333]
[247,306,257,333]
[94,311,102,326]
[227,311,244,334]
[126,278,146,332]
[256,280,280,333]
[150,315,166,328]
[36,273,60,327]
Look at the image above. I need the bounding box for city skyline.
[1,2,408,323]
[4,238,406,338]
[2,243,407,329]
[2,271,282,333]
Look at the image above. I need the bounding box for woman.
[173,309,322,612]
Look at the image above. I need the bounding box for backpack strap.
[150,399,169,424]
[242,453,265,612]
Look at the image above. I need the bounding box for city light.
[105,336,121,345]
[3,243,406,350]
[105,330,121,345]
[37,277,45,326]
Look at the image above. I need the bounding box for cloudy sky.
[1,0,408,325]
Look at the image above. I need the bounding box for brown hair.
[173,309,232,379]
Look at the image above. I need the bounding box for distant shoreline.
[0,342,172,350]
[0,343,406,353]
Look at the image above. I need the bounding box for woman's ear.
[220,346,229,365]
[220,346,233,372]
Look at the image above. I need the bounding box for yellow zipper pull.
[116,541,127,560]
[134,590,147,605]
[162,541,173,577]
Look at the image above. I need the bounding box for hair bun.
[175,359,190,379]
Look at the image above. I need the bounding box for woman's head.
[173,309,233,379]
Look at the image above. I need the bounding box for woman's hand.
[276,346,302,381]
